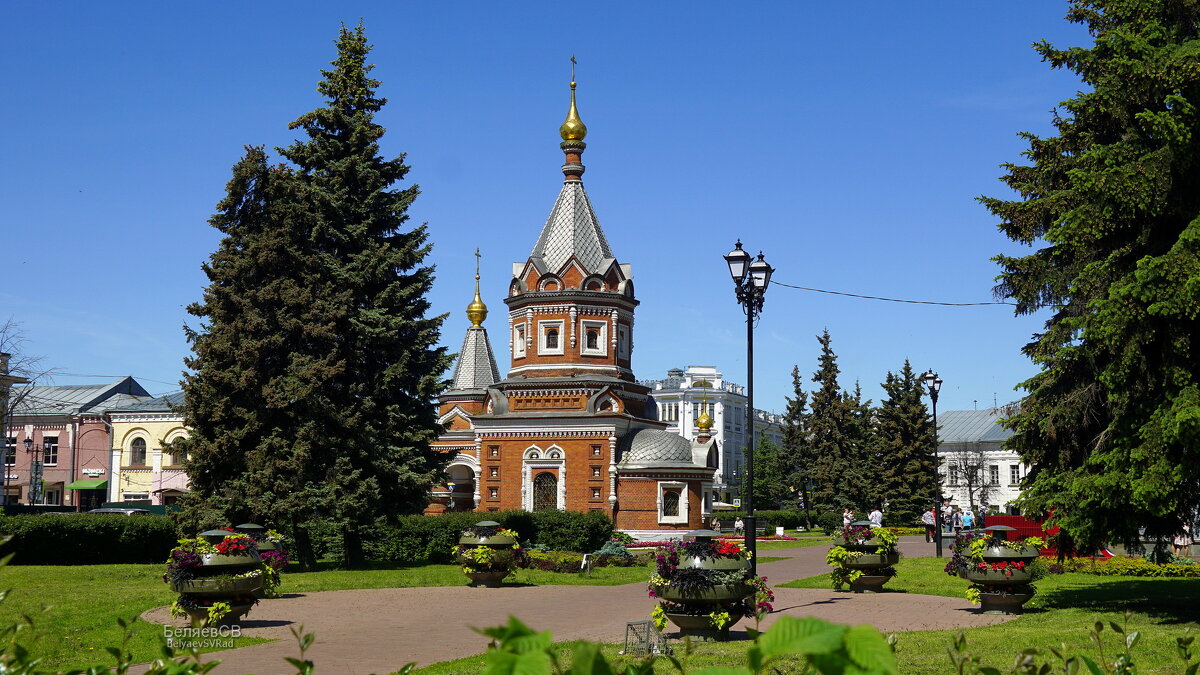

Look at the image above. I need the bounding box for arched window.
[533,472,558,511]
[545,328,559,350]
[662,489,680,517]
[130,438,147,466]
[586,328,600,351]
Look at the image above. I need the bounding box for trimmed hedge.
[1056,556,1200,577]
[362,510,614,564]
[0,514,180,565]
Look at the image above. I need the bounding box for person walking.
[941,502,954,534]
[952,508,964,537]
[921,508,936,543]
[868,506,883,528]
[962,508,975,530]
[1173,525,1192,557]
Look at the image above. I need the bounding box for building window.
[657,481,688,524]
[489,466,499,479]
[989,465,1000,486]
[41,436,58,466]
[580,320,607,356]
[662,490,680,517]
[1010,464,1021,485]
[167,446,189,466]
[591,465,601,478]
[538,321,564,355]
[129,438,147,466]
[591,445,601,457]
[488,486,498,500]
[617,324,630,358]
[533,472,558,511]
[513,324,526,358]
[3,438,14,466]
[3,486,20,502]
[489,446,500,458]
[122,491,149,502]
[947,463,959,486]
[590,487,601,501]
[42,488,61,505]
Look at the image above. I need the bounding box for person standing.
[921,508,936,543]
[1173,525,1192,556]
[952,508,964,537]
[941,502,954,534]
[868,506,883,528]
[843,508,853,527]
[962,508,975,530]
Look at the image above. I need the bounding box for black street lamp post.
[920,370,943,557]
[22,438,44,506]
[725,240,773,575]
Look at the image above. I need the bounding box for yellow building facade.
[107,392,190,505]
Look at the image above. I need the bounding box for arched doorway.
[533,472,558,511]
[445,462,476,512]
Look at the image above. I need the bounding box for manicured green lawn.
[0,559,652,672]
[417,558,1200,674]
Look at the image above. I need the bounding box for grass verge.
[418,558,1200,674]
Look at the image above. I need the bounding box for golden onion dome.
[559,81,587,141]
[466,249,488,326]
[696,410,714,433]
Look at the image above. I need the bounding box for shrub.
[592,540,633,559]
[815,510,843,535]
[1060,556,1200,578]
[527,510,612,552]
[0,514,180,564]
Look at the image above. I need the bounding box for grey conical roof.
[528,181,614,275]
[451,326,500,391]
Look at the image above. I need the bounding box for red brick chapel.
[427,74,717,533]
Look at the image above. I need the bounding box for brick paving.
[138,536,1007,674]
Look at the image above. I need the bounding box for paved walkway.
[139,536,1006,674]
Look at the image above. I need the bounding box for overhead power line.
[771,279,1017,307]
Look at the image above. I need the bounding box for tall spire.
[466,248,487,327]
[559,56,587,182]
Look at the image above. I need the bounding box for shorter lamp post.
[22,438,44,506]
[920,370,943,557]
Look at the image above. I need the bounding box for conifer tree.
[752,438,791,510]
[984,1,1200,547]
[781,366,811,525]
[802,331,870,511]
[873,360,937,526]
[180,25,451,568]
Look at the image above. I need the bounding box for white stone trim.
[537,319,565,356]
[580,320,608,356]
[657,480,688,525]
[522,444,566,511]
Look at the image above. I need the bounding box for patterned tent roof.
[528,181,614,275]
[450,326,500,391]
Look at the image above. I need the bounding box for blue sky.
[1,2,1091,414]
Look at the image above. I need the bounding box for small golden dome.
[696,410,714,432]
[559,81,587,141]
[466,249,487,327]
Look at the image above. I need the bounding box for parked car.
[86,508,152,516]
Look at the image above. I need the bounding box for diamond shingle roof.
[451,326,500,391]
[618,428,695,466]
[528,181,614,275]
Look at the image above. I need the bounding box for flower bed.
[453,521,524,587]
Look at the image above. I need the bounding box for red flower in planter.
[215,536,253,555]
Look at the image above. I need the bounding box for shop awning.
[65,479,107,490]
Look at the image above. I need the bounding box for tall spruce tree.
[873,360,937,525]
[781,366,811,525]
[180,25,451,568]
[802,331,871,511]
[984,1,1200,548]
[752,438,792,510]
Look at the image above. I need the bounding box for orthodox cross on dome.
[466,248,488,327]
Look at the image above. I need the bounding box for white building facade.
[937,408,1028,513]
[642,366,783,504]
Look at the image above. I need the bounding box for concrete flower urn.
[455,521,522,587]
[829,522,900,593]
[650,530,756,642]
[166,529,263,627]
[955,526,1042,615]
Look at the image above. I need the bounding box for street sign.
[732,498,742,507]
